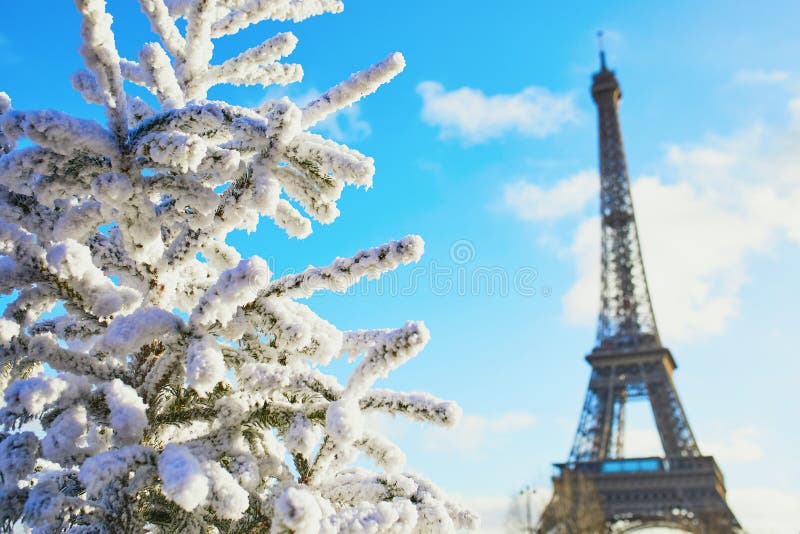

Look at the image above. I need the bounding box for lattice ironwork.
[593,52,660,352]
[543,46,740,533]
[567,350,700,463]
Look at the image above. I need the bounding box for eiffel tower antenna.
[597,30,607,70]
[539,47,741,533]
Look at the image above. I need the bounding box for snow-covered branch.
[208,32,301,88]
[211,0,344,38]
[0,0,473,531]
[261,235,424,300]
[138,42,186,109]
[302,52,406,129]
[139,0,187,58]
[0,110,118,158]
[180,0,216,99]
[75,0,129,141]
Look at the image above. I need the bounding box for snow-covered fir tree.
[0,1,478,532]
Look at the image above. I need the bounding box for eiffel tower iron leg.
[612,388,626,458]
[645,364,700,457]
[598,383,616,460]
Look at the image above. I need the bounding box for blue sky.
[2,1,800,532]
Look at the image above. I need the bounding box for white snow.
[95,307,184,356]
[203,459,250,520]
[3,375,68,416]
[46,239,141,318]
[302,52,406,129]
[186,336,227,395]
[272,487,324,534]
[0,318,20,343]
[103,378,148,444]
[158,443,209,511]
[191,256,270,329]
[0,431,39,484]
[0,0,473,530]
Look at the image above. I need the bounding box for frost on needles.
[0,1,478,532]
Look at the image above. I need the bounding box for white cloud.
[364,410,535,458]
[313,104,371,142]
[728,487,800,534]
[733,69,790,85]
[562,215,601,330]
[417,81,578,144]
[504,170,598,221]
[453,495,510,534]
[422,411,536,455]
[537,96,800,342]
[621,423,764,465]
[565,176,761,340]
[622,426,663,458]
[455,490,552,534]
[701,426,764,464]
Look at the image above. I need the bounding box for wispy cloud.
[422,411,536,455]
[563,174,760,340]
[312,104,371,142]
[622,424,764,464]
[417,81,578,144]
[454,490,552,534]
[365,410,536,460]
[728,487,800,534]
[702,426,764,463]
[451,495,510,534]
[733,69,790,85]
[504,170,597,221]
[621,426,664,458]
[507,96,800,342]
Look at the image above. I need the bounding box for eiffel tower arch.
[540,44,741,534]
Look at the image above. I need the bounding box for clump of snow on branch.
[0,0,476,532]
[157,443,209,511]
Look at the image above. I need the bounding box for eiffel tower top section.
[591,45,660,353]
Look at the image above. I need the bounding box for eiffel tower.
[541,43,741,533]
